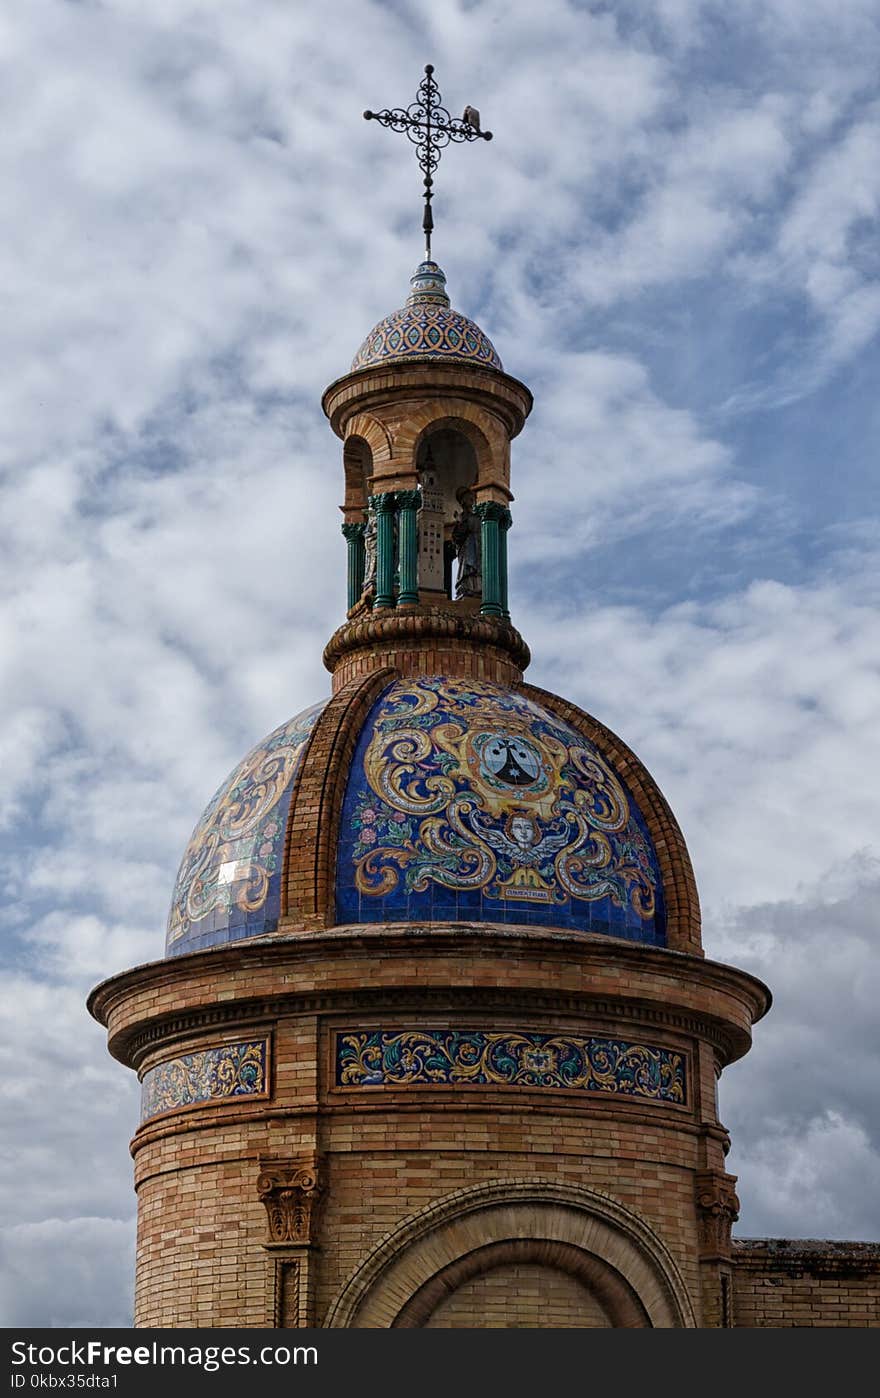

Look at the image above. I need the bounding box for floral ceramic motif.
[337,1030,686,1104]
[166,700,326,952]
[343,677,660,934]
[141,1039,268,1121]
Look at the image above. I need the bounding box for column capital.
[370,491,399,515]
[257,1157,325,1245]
[341,521,366,541]
[474,500,506,523]
[499,507,513,531]
[396,489,422,512]
[695,1170,740,1260]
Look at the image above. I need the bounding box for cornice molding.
[113,983,749,1081]
[322,605,530,676]
[89,923,771,1040]
[322,361,533,442]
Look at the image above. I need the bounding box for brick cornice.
[323,605,530,685]
[732,1239,880,1278]
[88,925,770,1070]
[322,361,533,442]
[126,985,731,1069]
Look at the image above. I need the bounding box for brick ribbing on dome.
[283,668,395,932]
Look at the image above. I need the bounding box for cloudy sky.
[1,0,879,1327]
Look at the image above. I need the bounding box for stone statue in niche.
[452,488,482,598]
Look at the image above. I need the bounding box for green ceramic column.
[396,490,421,606]
[499,508,512,620]
[341,521,366,612]
[372,492,398,609]
[475,501,504,617]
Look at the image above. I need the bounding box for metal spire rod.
[364,64,492,259]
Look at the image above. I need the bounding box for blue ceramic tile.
[336,1029,686,1105]
[351,261,503,374]
[334,676,666,945]
[165,700,327,957]
[141,1039,269,1121]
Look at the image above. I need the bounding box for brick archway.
[324,1179,697,1328]
[393,1237,649,1327]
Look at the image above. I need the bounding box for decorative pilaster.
[695,1169,739,1328]
[396,490,421,606]
[475,501,505,617]
[372,492,398,609]
[696,1170,739,1259]
[499,507,512,620]
[258,1158,325,1328]
[341,522,366,613]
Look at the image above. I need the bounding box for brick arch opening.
[393,1238,649,1328]
[342,435,374,517]
[393,406,503,495]
[412,414,492,479]
[324,1179,696,1328]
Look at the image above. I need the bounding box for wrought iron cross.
[364,65,492,259]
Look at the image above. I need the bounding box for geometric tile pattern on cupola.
[165,700,327,957]
[335,676,666,945]
[350,302,503,373]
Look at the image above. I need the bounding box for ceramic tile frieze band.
[141,1039,269,1122]
[335,1029,687,1104]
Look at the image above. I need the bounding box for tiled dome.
[335,676,666,945]
[350,261,503,373]
[164,676,667,958]
[166,700,326,957]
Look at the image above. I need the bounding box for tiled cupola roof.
[350,261,502,372]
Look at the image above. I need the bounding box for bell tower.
[325,258,532,691]
[88,67,772,1330]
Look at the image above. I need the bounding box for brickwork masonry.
[732,1239,880,1327]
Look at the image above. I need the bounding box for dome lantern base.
[323,604,531,691]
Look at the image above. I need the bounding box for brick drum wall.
[92,918,768,1328]
[732,1240,880,1327]
[424,1263,610,1328]
[130,1078,705,1326]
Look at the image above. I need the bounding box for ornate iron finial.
[364,64,492,259]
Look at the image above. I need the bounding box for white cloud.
[0,0,878,1327]
[524,556,880,910]
[732,1113,880,1242]
[515,349,754,564]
